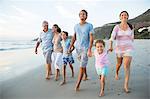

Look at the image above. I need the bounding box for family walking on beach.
[35,9,134,97]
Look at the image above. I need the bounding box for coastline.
[0,40,150,99]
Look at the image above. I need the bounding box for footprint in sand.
[117,93,121,96]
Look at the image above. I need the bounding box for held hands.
[108,47,113,52]
[87,49,92,57]
[67,46,75,54]
[67,48,71,54]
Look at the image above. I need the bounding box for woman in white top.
[109,11,134,93]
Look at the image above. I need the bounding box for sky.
[0,0,149,40]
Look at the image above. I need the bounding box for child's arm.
[70,45,75,52]
[67,45,75,54]
[68,33,76,52]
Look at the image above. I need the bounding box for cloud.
[11,5,42,22]
[9,15,24,21]
[0,19,7,24]
[55,5,76,19]
[0,5,43,39]
[0,5,41,25]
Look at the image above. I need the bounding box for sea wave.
[0,40,35,51]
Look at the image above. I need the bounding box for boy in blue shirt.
[60,31,75,85]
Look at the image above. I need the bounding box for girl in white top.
[109,11,134,93]
[52,24,63,81]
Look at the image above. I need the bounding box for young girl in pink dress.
[93,40,109,96]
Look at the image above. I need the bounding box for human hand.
[67,49,71,54]
[108,47,113,52]
[87,49,92,57]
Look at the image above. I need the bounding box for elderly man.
[35,21,54,80]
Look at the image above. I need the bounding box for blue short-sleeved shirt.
[38,29,54,52]
[74,22,94,50]
[61,38,72,57]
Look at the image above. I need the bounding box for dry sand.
[0,40,149,99]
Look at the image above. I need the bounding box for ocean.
[0,40,35,51]
[0,40,150,82]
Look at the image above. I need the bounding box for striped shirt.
[109,25,134,53]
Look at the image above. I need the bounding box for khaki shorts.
[43,50,53,64]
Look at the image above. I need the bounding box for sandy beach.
[0,40,150,99]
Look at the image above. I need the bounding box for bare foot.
[55,69,60,81]
[83,76,89,81]
[75,87,80,92]
[55,78,58,81]
[83,78,88,81]
[115,74,119,80]
[45,73,50,80]
[45,76,50,80]
[124,88,131,93]
[55,77,58,81]
[55,75,59,81]
[99,91,104,97]
[60,81,66,86]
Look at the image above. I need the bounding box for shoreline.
[0,48,44,82]
[0,40,150,99]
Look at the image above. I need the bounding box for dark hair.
[119,11,133,30]
[79,9,88,16]
[53,24,61,33]
[95,39,105,47]
[62,31,68,36]
[120,11,129,17]
[127,22,133,30]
